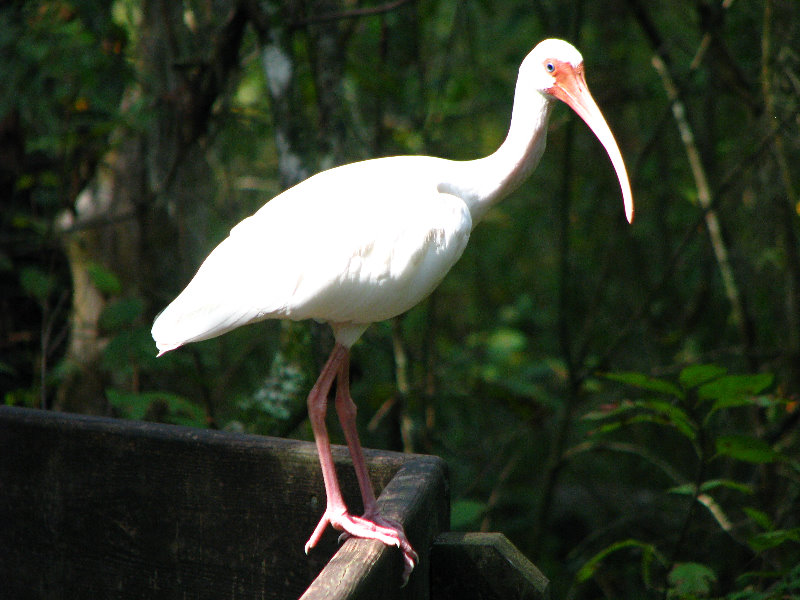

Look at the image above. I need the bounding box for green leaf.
[576,539,662,583]
[707,395,770,417]
[603,372,684,399]
[679,365,727,389]
[20,266,55,301]
[582,400,638,421]
[715,435,780,464]
[698,374,773,403]
[668,483,696,496]
[584,399,697,440]
[699,479,754,494]
[99,297,144,331]
[748,528,800,552]
[734,565,800,597]
[106,388,151,420]
[450,499,486,530]
[606,413,674,431]
[162,395,208,427]
[87,262,122,295]
[106,388,206,427]
[485,327,527,362]
[638,399,697,439]
[743,507,774,531]
[102,328,159,372]
[667,562,716,597]
[668,479,753,496]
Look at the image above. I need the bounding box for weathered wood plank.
[430,532,550,600]
[0,406,448,600]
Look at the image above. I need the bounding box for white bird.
[152,38,634,582]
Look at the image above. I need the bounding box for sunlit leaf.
[668,562,716,597]
[485,327,527,362]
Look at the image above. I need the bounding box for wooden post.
[431,532,550,600]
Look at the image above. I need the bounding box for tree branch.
[760,0,800,379]
[290,0,415,27]
[650,54,752,349]
[626,0,755,354]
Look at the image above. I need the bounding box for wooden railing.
[0,406,548,599]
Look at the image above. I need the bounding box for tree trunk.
[55,2,247,413]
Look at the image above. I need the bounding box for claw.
[306,508,418,583]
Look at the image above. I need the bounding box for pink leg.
[303,344,349,552]
[304,343,418,583]
[334,351,418,581]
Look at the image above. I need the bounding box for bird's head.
[521,38,585,91]
[522,39,634,223]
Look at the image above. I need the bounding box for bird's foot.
[305,507,418,584]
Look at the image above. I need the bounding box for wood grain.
[0,406,447,600]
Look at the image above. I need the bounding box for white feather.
[151,156,472,353]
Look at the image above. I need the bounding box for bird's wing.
[152,157,472,353]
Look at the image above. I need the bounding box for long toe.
[313,509,418,583]
[399,540,418,586]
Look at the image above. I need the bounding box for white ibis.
[152,39,634,582]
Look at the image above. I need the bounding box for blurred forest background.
[2,0,799,598]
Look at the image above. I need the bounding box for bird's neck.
[443,85,554,225]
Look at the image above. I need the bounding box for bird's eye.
[545,62,555,73]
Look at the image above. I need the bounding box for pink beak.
[549,64,634,224]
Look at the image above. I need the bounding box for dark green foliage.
[19,266,57,302]
[1,1,129,406]
[106,387,206,427]
[575,366,799,598]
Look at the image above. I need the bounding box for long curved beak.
[549,66,634,223]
